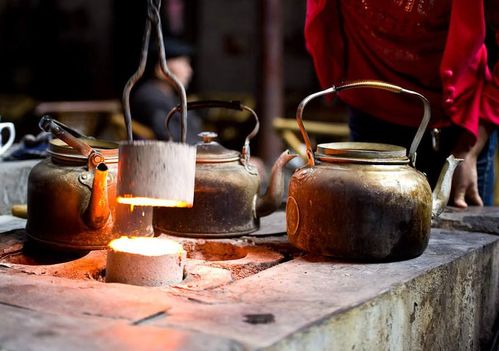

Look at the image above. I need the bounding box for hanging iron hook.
[147,0,160,25]
[122,0,189,143]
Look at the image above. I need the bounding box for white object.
[0,122,15,156]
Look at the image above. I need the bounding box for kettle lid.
[195,132,240,163]
[316,142,410,164]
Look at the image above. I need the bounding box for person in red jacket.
[305,0,499,207]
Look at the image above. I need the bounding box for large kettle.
[26,116,153,250]
[154,100,296,237]
[287,81,461,261]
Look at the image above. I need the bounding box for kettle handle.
[297,80,430,167]
[165,100,260,164]
[39,115,104,169]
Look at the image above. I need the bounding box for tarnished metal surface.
[287,162,433,261]
[154,149,294,237]
[26,140,153,251]
[288,82,457,261]
[156,105,294,237]
[85,163,111,229]
[431,155,462,218]
[154,161,261,237]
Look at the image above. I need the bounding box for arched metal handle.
[296,80,430,167]
[122,0,188,143]
[165,100,259,164]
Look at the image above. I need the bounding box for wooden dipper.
[106,236,186,287]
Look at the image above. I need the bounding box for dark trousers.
[348,107,497,205]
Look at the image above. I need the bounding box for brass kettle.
[26,116,153,250]
[287,81,461,261]
[154,100,296,237]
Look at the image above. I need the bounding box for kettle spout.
[432,155,463,219]
[85,162,111,229]
[256,150,297,218]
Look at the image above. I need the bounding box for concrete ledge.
[262,230,499,350]
[433,206,499,235]
[0,218,498,350]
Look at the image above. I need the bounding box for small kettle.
[26,116,153,250]
[154,100,296,237]
[287,81,461,261]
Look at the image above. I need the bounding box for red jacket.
[305,0,499,144]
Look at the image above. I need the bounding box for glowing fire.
[109,236,184,257]
[117,195,192,208]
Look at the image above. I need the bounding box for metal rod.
[296,87,336,167]
[153,5,188,143]
[122,18,151,142]
[121,0,188,143]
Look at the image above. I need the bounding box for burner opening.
[183,241,248,261]
[0,241,89,266]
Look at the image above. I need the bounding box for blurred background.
[1,0,499,208]
[0,0,349,164]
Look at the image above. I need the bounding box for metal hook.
[122,0,188,143]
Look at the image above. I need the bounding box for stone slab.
[433,206,499,235]
[0,303,241,351]
[0,225,497,350]
[0,215,26,233]
[149,229,499,350]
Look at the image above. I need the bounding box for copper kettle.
[26,116,153,250]
[154,100,296,237]
[287,81,461,261]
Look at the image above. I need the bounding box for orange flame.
[108,236,184,257]
[117,195,192,208]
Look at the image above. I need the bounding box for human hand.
[450,151,483,208]
[449,123,492,208]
